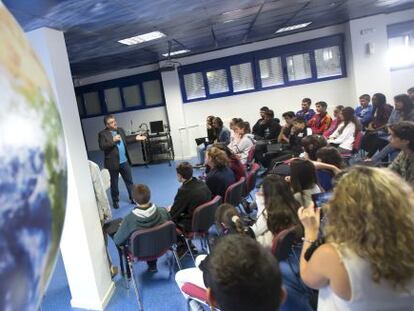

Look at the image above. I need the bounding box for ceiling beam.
[242,1,265,43]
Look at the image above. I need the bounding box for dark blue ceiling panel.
[3,0,414,78]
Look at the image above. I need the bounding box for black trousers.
[361,133,389,158]
[109,162,134,203]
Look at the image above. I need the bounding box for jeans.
[371,143,398,163]
[196,144,206,165]
[280,246,315,311]
[108,162,134,203]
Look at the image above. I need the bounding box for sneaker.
[147,262,158,273]
[113,201,119,209]
[110,266,118,278]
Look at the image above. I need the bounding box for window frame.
[75,71,166,119]
[387,19,414,71]
[178,34,346,103]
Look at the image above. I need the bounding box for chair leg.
[184,238,195,263]
[172,244,182,270]
[127,256,143,311]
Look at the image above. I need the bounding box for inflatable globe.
[0,4,67,311]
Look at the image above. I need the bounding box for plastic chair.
[181,283,221,311]
[245,144,256,170]
[177,196,222,262]
[243,163,260,199]
[224,177,246,208]
[125,221,182,310]
[342,131,363,164]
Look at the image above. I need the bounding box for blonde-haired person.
[298,166,414,311]
[205,147,236,198]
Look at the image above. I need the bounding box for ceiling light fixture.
[275,22,312,34]
[162,49,190,57]
[118,31,166,45]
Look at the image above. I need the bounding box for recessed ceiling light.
[118,31,166,45]
[162,49,190,57]
[275,22,312,34]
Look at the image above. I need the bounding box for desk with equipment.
[126,120,174,166]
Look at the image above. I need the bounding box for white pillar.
[161,68,192,160]
[26,28,114,310]
[348,14,393,99]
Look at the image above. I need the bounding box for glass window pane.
[183,72,206,100]
[206,69,229,94]
[76,95,85,116]
[122,85,143,108]
[83,91,101,115]
[287,53,312,81]
[143,80,163,106]
[315,46,342,78]
[259,57,284,87]
[104,87,123,112]
[230,63,254,92]
[388,35,414,69]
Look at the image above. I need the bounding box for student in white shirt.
[328,107,361,153]
[228,121,255,164]
[298,166,414,311]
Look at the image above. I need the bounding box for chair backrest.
[244,163,260,196]
[224,177,246,206]
[272,226,300,261]
[316,169,334,192]
[192,195,222,233]
[129,220,177,260]
[246,144,256,164]
[353,131,363,152]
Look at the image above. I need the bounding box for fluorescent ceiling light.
[162,49,190,57]
[118,31,166,45]
[275,22,312,34]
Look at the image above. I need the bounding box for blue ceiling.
[4,0,414,78]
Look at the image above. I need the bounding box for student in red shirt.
[308,101,332,135]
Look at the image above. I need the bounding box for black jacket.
[98,127,135,170]
[169,178,212,231]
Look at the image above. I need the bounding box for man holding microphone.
[98,114,146,209]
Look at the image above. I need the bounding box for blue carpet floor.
[41,151,204,311]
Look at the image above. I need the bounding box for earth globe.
[0,3,67,311]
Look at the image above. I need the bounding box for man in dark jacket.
[114,184,170,272]
[169,162,212,232]
[98,114,146,209]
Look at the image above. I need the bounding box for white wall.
[82,106,168,151]
[77,9,414,157]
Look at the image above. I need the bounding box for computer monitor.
[150,120,164,134]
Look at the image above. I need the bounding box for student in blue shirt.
[296,98,315,123]
[355,94,373,129]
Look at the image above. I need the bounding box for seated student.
[251,175,300,249]
[169,162,212,231]
[316,146,345,169]
[195,116,216,166]
[252,106,269,138]
[296,98,315,123]
[205,147,236,198]
[388,121,414,186]
[175,204,255,310]
[262,110,282,140]
[409,86,414,101]
[323,105,344,138]
[228,117,243,144]
[328,106,361,154]
[213,117,231,145]
[361,93,393,158]
[301,135,328,161]
[201,235,286,311]
[279,111,296,144]
[298,166,414,311]
[228,121,255,164]
[355,94,373,129]
[289,158,321,207]
[214,144,246,180]
[113,184,170,272]
[262,117,312,170]
[368,94,414,163]
[308,101,332,135]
